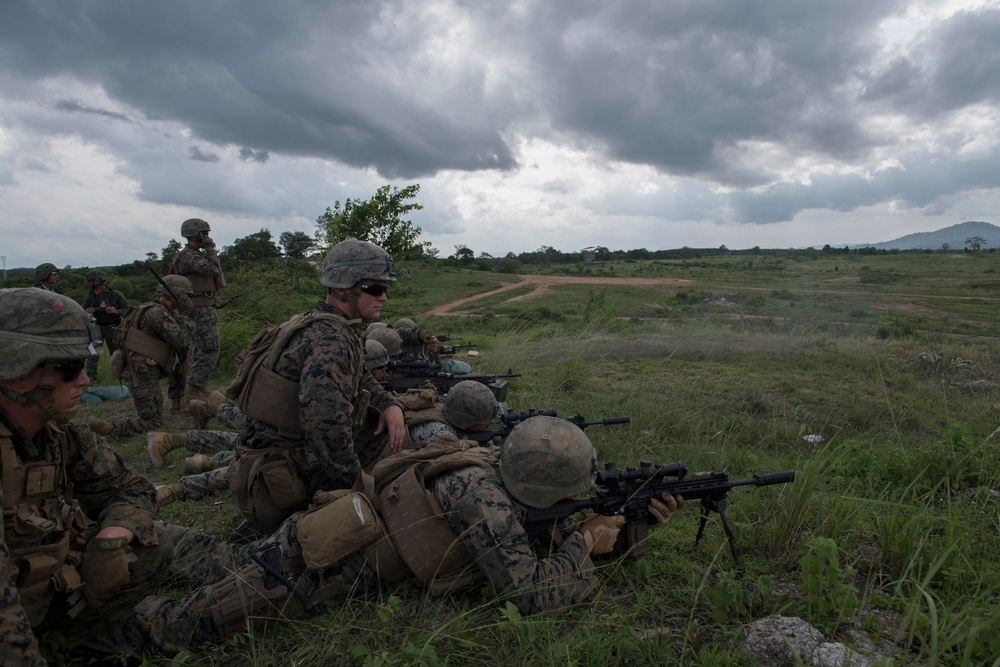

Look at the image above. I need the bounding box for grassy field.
[72,251,1000,666]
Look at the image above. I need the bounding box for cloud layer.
[1,0,997,267]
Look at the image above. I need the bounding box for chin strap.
[330,287,363,319]
[0,366,67,424]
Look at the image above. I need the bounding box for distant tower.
[582,246,596,263]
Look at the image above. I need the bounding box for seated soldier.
[105,416,685,657]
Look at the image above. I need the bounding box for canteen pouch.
[297,490,384,571]
[109,349,125,380]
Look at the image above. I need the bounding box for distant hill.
[855,221,1000,251]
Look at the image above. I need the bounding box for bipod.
[695,497,740,562]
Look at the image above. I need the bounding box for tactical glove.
[579,514,625,556]
[81,537,131,610]
[648,493,685,529]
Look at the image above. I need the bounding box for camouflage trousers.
[102,517,378,656]
[179,452,233,502]
[84,324,121,380]
[187,306,219,389]
[107,360,182,436]
[215,401,247,431]
[186,430,239,455]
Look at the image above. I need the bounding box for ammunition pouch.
[228,446,309,535]
[241,367,303,438]
[297,488,384,571]
[208,563,299,639]
[122,328,176,371]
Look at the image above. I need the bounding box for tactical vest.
[366,437,498,594]
[230,311,359,439]
[1,423,90,625]
[166,247,225,305]
[113,303,177,372]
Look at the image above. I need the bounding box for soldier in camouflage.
[105,416,683,656]
[365,324,402,359]
[227,238,406,536]
[88,275,195,437]
[405,379,498,448]
[393,316,440,360]
[34,263,61,293]
[82,269,130,381]
[165,218,224,402]
[0,288,171,665]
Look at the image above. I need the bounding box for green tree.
[453,244,475,265]
[279,230,316,259]
[161,239,182,267]
[316,184,424,259]
[221,229,281,269]
[965,236,987,252]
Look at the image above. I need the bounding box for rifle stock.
[523,462,795,562]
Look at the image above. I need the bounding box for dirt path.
[421,275,693,316]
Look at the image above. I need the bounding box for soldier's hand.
[201,234,216,249]
[376,404,407,452]
[106,306,118,314]
[178,297,194,316]
[81,529,135,609]
[85,307,95,313]
[648,493,684,529]
[579,513,625,556]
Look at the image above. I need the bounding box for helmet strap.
[329,287,363,319]
[0,366,66,423]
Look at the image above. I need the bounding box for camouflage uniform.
[0,410,172,665]
[107,458,594,656]
[214,401,247,431]
[106,302,194,436]
[83,283,130,379]
[168,245,223,390]
[232,302,399,533]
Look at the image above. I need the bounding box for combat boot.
[146,431,189,468]
[184,454,215,474]
[87,416,113,436]
[189,390,228,429]
[155,484,187,510]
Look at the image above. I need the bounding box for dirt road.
[421,275,693,316]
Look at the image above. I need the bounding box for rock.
[741,616,823,666]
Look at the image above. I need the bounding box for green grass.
[67,253,1000,666]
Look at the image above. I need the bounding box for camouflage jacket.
[0,407,157,666]
[240,302,400,492]
[83,286,129,327]
[168,246,223,294]
[431,463,596,614]
[125,301,194,368]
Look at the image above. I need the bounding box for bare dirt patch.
[421,275,693,315]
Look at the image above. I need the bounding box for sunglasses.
[51,360,86,382]
[359,283,389,298]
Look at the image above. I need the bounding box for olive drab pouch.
[109,349,125,379]
[296,489,385,571]
[227,447,307,534]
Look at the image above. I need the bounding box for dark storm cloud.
[54,99,130,122]
[239,147,269,164]
[189,146,220,163]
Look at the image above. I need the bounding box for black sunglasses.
[359,283,389,298]
[51,360,86,382]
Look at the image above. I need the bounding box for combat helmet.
[499,415,596,508]
[85,269,107,283]
[443,380,498,430]
[367,322,388,331]
[364,339,390,372]
[34,263,58,282]
[321,238,396,289]
[157,274,193,300]
[394,317,418,331]
[0,289,101,381]
[365,326,402,357]
[181,218,211,238]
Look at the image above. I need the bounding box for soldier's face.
[371,365,389,381]
[356,280,388,321]
[12,361,90,418]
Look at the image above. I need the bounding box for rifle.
[522,461,795,562]
[464,409,631,444]
[439,342,477,355]
[384,370,521,400]
[216,287,255,309]
[144,260,179,302]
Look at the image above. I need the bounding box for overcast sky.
[2,0,999,268]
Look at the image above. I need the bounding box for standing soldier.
[225,238,406,536]
[34,263,61,292]
[165,217,224,403]
[88,275,195,437]
[0,288,171,664]
[83,269,130,381]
